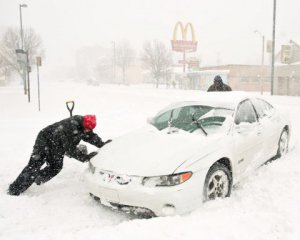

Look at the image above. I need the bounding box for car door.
[232,99,264,179]
[250,98,279,160]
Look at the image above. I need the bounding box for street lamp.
[36,57,42,111]
[19,4,27,95]
[112,41,116,83]
[254,30,265,65]
[16,49,31,103]
[254,30,265,94]
[19,4,27,50]
[270,0,277,96]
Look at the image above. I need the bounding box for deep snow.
[1,82,300,240]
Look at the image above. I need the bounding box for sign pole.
[271,0,276,95]
[37,64,40,111]
[36,57,42,111]
[171,21,197,75]
[183,51,186,73]
[26,51,30,103]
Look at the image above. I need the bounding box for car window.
[251,99,265,119]
[152,105,212,131]
[153,110,172,130]
[172,106,212,131]
[251,98,275,119]
[235,100,257,125]
[260,99,275,117]
[151,105,233,133]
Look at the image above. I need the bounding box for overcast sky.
[0,0,299,77]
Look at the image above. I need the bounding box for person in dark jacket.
[8,115,111,196]
[207,75,232,92]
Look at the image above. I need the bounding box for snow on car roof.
[155,92,250,116]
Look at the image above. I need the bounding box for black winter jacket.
[35,115,104,162]
[207,82,232,92]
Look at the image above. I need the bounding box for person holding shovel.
[8,113,111,196]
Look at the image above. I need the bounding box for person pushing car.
[8,115,111,196]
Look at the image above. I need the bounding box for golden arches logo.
[173,22,196,42]
[171,21,197,52]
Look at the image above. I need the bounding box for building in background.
[179,65,270,93]
[177,64,300,96]
[273,40,300,96]
[273,63,300,96]
[75,45,111,84]
[173,40,300,96]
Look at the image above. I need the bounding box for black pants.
[8,146,64,195]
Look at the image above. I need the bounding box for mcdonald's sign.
[171,21,197,52]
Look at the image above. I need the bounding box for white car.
[85,95,290,217]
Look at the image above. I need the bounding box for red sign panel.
[171,40,197,52]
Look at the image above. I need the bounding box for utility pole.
[112,41,116,83]
[271,0,277,95]
[262,35,265,65]
[183,51,186,73]
[254,30,265,94]
[36,57,42,111]
[254,30,265,65]
[19,4,27,95]
[19,4,27,49]
[16,49,30,102]
[26,51,30,102]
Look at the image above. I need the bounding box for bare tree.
[141,40,173,88]
[115,41,135,85]
[0,55,9,83]
[0,27,44,81]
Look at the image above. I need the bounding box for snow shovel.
[65,100,88,157]
[66,100,75,117]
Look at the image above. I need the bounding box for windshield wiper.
[167,110,178,134]
[191,113,208,136]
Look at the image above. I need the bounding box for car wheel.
[277,129,289,158]
[203,162,232,201]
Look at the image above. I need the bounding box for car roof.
[155,92,254,116]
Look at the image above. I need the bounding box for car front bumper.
[84,168,208,217]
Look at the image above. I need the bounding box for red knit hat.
[83,115,96,130]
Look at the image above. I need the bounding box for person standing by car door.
[7,115,112,196]
[207,75,232,92]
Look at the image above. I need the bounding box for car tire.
[203,162,232,202]
[276,129,289,158]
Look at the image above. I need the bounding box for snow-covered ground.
[1,82,300,240]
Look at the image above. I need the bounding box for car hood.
[91,126,224,176]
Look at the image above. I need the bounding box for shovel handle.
[66,101,75,117]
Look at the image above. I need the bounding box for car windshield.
[150,105,234,134]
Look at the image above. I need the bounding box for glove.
[77,144,88,155]
[88,151,98,160]
[35,175,43,185]
[104,139,112,145]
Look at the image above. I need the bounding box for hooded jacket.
[35,115,104,162]
[207,76,232,92]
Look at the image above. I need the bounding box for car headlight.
[89,162,95,174]
[142,172,192,187]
